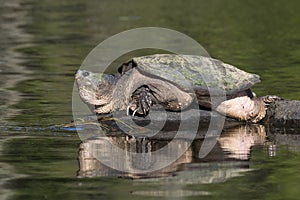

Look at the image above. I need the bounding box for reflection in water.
[218,124,266,160]
[78,136,193,178]
[267,133,300,154]
[78,124,266,180]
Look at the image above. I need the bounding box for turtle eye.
[82,71,90,77]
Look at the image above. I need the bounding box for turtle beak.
[75,70,82,80]
[75,70,89,79]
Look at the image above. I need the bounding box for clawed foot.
[127,86,153,116]
[261,95,283,105]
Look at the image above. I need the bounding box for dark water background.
[0,0,299,199]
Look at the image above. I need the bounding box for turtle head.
[75,70,118,109]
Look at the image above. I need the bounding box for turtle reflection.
[77,124,266,180]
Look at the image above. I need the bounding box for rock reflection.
[77,124,267,180]
[267,133,300,153]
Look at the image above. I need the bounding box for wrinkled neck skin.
[93,74,122,114]
[94,73,130,114]
[110,72,131,111]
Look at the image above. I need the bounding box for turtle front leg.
[127,86,154,116]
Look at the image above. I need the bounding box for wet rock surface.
[264,100,300,129]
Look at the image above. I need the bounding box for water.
[0,0,300,199]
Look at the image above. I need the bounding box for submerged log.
[110,99,300,129]
[69,100,299,137]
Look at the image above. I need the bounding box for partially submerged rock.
[264,100,300,128]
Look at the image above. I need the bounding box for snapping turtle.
[75,54,280,122]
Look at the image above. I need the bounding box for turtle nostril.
[82,71,90,77]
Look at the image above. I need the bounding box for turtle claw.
[126,105,130,115]
[261,95,283,105]
[128,86,153,116]
[126,104,133,116]
[132,108,138,116]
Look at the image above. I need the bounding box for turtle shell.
[129,54,260,95]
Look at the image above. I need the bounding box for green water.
[0,0,299,199]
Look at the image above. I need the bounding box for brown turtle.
[75,54,280,122]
